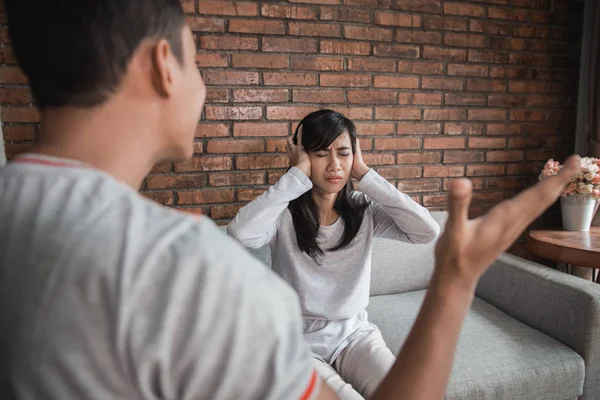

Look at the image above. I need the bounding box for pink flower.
[593,188,600,198]
[594,159,600,166]
[564,182,578,195]
[593,175,600,185]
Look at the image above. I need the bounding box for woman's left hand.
[351,137,370,180]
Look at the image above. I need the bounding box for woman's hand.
[287,128,311,178]
[351,137,370,180]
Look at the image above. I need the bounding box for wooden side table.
[526,228,600,283]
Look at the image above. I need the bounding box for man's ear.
[151,39,175,98]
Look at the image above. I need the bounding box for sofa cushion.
[367,290,584,400]
[370,211,447,296]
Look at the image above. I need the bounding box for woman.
[227,109,440,399]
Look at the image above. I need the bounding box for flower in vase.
[564,182,578,195]
[593,175,600,185]
[577,183,594,194]
[593,188,600,198]
[584,172,597,182]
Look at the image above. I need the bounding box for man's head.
[5,0,206,161]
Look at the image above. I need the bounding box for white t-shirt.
[0,154,319,400]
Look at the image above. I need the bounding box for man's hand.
[433,154,581,291]
[287,128,311,178]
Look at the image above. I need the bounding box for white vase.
[560,194,599,231]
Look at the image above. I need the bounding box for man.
[0,1,578,399]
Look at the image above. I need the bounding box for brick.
[292,56,345,71]
[374,75,419,89]
[182,0,195,13]
[149,162,172,174]
[527,95,573,108]
[356,123,396,135]
[443,177,485,191]
[526,124,567,136]
[398,61,444,75]
[290,22,341,37]
[467,164,506,176]
[205,106,262,121]
[510,110,546,121]
[0,47,17,64]
[507,162,544,175]
[445,123,484,135]
[395,30,442,44]
[289,0,338,4]
[263,37,317,53]
[293,89,345,103]
[424,109,466,121]
[490,66,530,79]
[348,90,396,104]
[398,93,442,105]
[178,189,234,205]
[444,33,486,48]
[396,152,442,164]
[266,139,290,152]
[444,2,484,17]
[238,188,268,202]
[468,138,506,149]
[0,67,28,84]
[373,44,420,58]
[487,124,523,136]
[423,195,449,207]
[234,122,288,137]
[261,4,316,19]
[345,26,393,42]
[448,64,488,77]
[375,108,421,120]
[0,87,30,104]
[422,77,463,90]
[376,166,422,179]
[206,88,229,103]
[398,179,442,193]
[509,81,547,93]
[470,20,511,35]
[513,0,551,9]
[468,109,507,121]
[375,11,421,27]
[231,54,288,69]
[233,89,288,103]
[209,171,265,187]
[468,50,509,64]
[361,153,396,166]
[174,156,233,172]
[194,142,204,154]
[490,37,528,51]
[348,58,396,72]
[488,7,529,21]
[445,93,486,106]
[198,1,258,16]
[321,7,371,23]
[187,17,226,32]
[467,79,507,92]
[267,106,317,120]
[196,123,230,138]
[236,155,289,170]
[330,107,373,120]
[508,137,545,149]
[394,0,441,13]
[423,137,465,149]
[514,26,551,38]
[321,73,370,87]
[488,95,526,107]
[374,138,421,150]
[424,16,468,31]
[1,107,41,122]
[444,151,484,163]
[487,150,524,162]
[485,177,523,190]
[2,126,35,141]
[143,192,174,206]
[200,36,258,51]
[146,174,208,190]
[207,139,264,153]
[320,40,371,55]
[264,72,317,86]
[196,53,229,68]
[424,166,465,177]
[268,171,286,184]
[397,123,442,135]
[204,71,259,85]
[211,205,244,220]
[526,149,558,161]
[423,46,466,61]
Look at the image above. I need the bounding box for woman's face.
[308,131,354,195]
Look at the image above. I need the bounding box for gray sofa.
[242,211,600,400]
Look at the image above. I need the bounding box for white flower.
[585,172,596,181]
[577,183,594,194]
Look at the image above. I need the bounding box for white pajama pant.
[313,329,395,400]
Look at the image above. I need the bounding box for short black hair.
[5,0,186,109]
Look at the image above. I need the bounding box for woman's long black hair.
[288,109,369,262]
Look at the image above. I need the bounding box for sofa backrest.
[237,211,448,296]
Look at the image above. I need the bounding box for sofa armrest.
[476,253,600,400]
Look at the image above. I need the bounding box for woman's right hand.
[287,128,311,178]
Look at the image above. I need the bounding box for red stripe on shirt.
[299,370,318,400]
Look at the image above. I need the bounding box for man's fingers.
[446,179,472,235]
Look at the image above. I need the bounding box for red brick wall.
[0,0,584,230]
